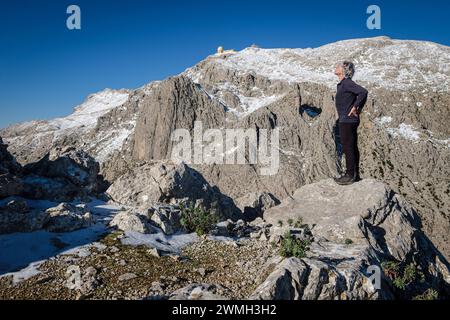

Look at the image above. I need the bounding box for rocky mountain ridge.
[1,36,449,295]
[1,157,449,299]
[1,128,450,300]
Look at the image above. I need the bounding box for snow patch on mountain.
[184,37,449,120]
[387,123,422,141]
[209,37,450,92]
[1,89,132,164]
[374,116,393,126]
[91,122,136,163]
[375,117,450,148]
[186,70,285,118]
[3,89,129,137]
[234,94,283,116]
[51,89,130,134]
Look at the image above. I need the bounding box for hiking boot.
[334,173,356,185]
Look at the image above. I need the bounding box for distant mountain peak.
[186,36,450,93]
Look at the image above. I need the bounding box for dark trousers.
[339,122,360,177]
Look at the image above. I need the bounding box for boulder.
[5,199,29,213]
[118,273,137,282]
[1,139,101,202]
[109,210,154,234]
[65,265,100,295]
[264,179,419,249]
[48,147,104,191]
[148,204,183,235]
[109,204,187,235]
[23,147,107,201]
[0,175,23,199]
[252,179,450,300]
[22,175,83,202]
[106,161,242,221]
[210,220,234,237]
[44,203,93,233]
[0,137,21,175]
[235,192,279,221]
[1,142,107,203]
[0,137,23,199]
[169,284,228,300]
[0,199,48,234]
[210,219,258,238]
[250,244,392,300]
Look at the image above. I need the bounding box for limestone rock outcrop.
[0,138,23,199]
[0,201,93,234]
[0,199,48,234]
[44,203,93,233]
[106,160,242,221]
[109,210,155,234]
[169,283,228,300]
[235,192,280,221]
[0,137,21,175]
[251,179,450,300]
[22,147,107,201]
[1,139,106,203]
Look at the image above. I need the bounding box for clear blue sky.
[1,0,449,128]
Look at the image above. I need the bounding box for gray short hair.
[337,61,355,79]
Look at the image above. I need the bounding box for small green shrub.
[390,263,416,290]
[381,261,400,277]
[287,218,294,227]
[293,218,304,228]
[393,277,407,290]
[277,220,283,227]
[344,238,353,245]
[402,263,418,284]
[279,231,311,259]
[179,202,219,236]
[412,289,439,300]
[382,261,425,291]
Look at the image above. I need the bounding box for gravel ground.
[0,232,278,300]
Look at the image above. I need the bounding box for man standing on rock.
[334,61,368,185]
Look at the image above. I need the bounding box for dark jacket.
[335,77,368,123]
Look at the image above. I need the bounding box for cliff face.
[2,36,449,259]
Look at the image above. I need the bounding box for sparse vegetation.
[279,231,311,259]
[179,202,219,236]
[293,218,304,228]
[381,260,400,276]
[381,261,425,291]
[393,276,407,290]
[412,289,439,300]
[386,159,394,170]
[344,238,353,245]
[0,232,277,300]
